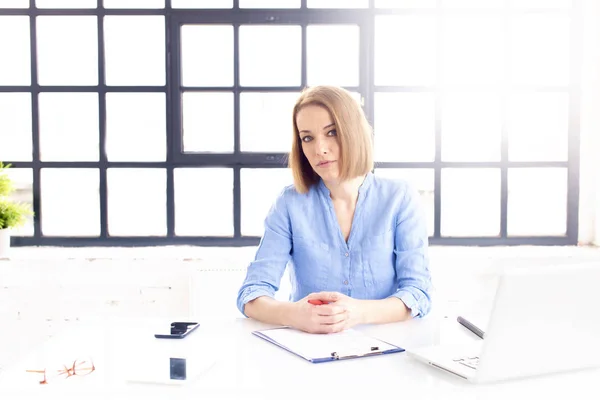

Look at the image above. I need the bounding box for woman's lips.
[317,160,336,167]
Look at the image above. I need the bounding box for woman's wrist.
[277,300,297,327]
[245,296,296,327]
[352,299,367,325]
[359,297,410,325]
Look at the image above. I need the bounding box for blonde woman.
[237,85,432,334]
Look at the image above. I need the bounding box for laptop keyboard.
[453,356,480,370]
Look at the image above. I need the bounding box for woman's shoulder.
[276,183,315,199]
[272,183,318,208]
[369,174,424,223]
[371,173,416,199]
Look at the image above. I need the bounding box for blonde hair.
[289,86,374,194]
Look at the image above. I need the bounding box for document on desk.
[253,327,404,363]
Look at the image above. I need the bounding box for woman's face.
[296,104,340,182]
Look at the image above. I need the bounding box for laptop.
[408,262,600,383]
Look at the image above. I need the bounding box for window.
[0,1,580,246]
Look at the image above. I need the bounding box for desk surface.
[1,313,599,400]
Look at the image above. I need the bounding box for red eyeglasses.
[26,358,95,385]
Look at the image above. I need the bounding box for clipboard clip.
[330,346,381,360]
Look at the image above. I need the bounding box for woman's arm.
[236,190,293,319]
[359,297,412,324]
[244,296,296,326]
[246,295,348,333]
[354,182,432,324]
[237,190,349,333]
[389,183,433,319]
[305,292,411,328]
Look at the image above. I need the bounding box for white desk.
[1,313,599,400]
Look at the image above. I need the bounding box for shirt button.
[344,252,349,257]
[343,280,349,285]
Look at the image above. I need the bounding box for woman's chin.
[318,171,340,183]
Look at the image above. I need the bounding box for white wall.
[579,0,600,245]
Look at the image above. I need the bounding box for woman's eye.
[327,129,337,136]
[301,136,312,142]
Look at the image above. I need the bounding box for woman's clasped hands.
[288,292,365,334]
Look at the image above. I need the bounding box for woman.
[236,85,432,334]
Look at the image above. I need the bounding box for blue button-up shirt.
[236,172,433,319]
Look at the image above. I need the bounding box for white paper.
[257,328,398,360]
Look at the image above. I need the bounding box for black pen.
[457,316,485,339]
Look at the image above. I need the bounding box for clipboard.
[252,327,404,363]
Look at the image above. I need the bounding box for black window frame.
[0,0,582,247]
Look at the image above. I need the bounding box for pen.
[308,299,327,305]
[457,316,485,339]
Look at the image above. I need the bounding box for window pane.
[374,92,435,162]
[442,0,504,7]
[104,0,164,8]
[307,25,359,87]
[442,92,501,161]
[183,92,234,153]
[442,15,504,85]
[442,169,500,237]
[39,93,99,161]
[172,0,232,7]
[241,168,293,236]
[240,92,298,153]
[36,0,96,7]
[108,169,166,236]
[350,91,362,106]
[240,0,299,7]
[0,0,29,7]
[104,16,165,86]
[376,0,435,7]
[37,16,98,85]
[0,94,31,161]
[508,92,568,161]
[4,168,33,237]
[106,93,166,161]
[0,17,30,85]
[239,25,301,87]
[510,15,570,86]
[511,0,571,8]
[375,16,437,86]
[308,0,367,7]
[373,168,435,237]
[181,25,233,87]
[41,169,100,236]
[508,168,567,236]
[175,168,233,236]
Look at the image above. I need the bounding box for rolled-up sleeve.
[389,183,433,318]
[236,190,293,317]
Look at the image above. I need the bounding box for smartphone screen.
[155,322,199,339]
[126,355,217,385]
[170,358,186,380]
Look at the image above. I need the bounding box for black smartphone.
[154,322,200,339]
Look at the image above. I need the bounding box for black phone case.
[154,322,199,339]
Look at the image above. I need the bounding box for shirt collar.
[318,171,374,198]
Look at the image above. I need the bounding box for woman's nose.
[315,139,328,155]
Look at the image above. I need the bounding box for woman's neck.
[324,175,366,204]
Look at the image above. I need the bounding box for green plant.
[0,162,34,230]
[0,162,14,197]
[0,199,33,229]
